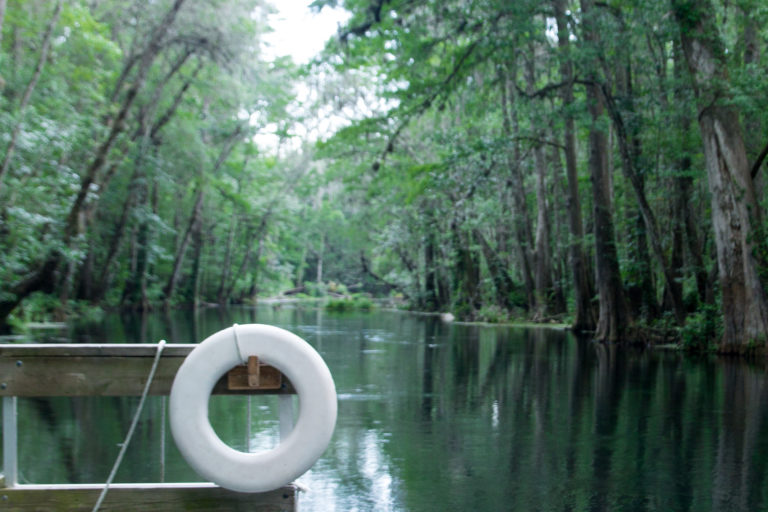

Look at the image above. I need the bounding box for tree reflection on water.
[11,307,768,511]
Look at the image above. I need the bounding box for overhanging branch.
[751,138,768,179]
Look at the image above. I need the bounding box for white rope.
[232,323,246,363]
[92,340,166,512]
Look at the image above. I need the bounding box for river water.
[4,306,768,511]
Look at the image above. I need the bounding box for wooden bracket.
[227,356,282,390]
[247,356,259,387]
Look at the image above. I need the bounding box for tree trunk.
[592,7,686,324]
[602,90,684,324]
[64,0,188,241]
[0,0,63,191]
[316,234,325,284]
[548,142,569,315]
[453,221,481,318]
[216,151,250,303]
[671,41,712,305]
[666,187,685,313]
[168,123,242,304]
[437,274,451,311]
[0,0,189,327]
[164,187,204,304]
[190,217,204,308]
[500,66,535,309]
[739,7,765,208]
[581,0,631,341]
[295,243,308,290]
[424,230,440,310]
[607,36,659,320]
[0,256,58,332]
[360,251,399,296]
[226,223,257,300]
[656,39,686,314]
[525,51,553,321]
[77,240,97,301]
[117,124,155,309]
[624,207,659,320]
[91,60,203,302]
[588,94,630,341]
[10,23,21,87]
[532,141,553,319]
[149,58,204,147]
[121,177,157,310]
[0,0,7,48]
[246,239,264,300]
[553,0,595,331]
[93,181,135,301]
[476,229,519,311]
[672,0,768,349]
[740,5,761,165]
[216,217,237,304]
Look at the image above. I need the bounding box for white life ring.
[169,324,337,493]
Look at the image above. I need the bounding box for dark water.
[4,307,768,511]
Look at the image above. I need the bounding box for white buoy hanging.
[169,324,337,493]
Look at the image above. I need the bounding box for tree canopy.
[1,0,767,351]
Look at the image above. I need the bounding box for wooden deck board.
[0,483,298,511]
[0,344,294,396]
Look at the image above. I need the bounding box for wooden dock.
[0,343,298,511]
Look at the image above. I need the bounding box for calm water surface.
[3,307,768,511]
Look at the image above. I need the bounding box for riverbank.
[2,294,731,354]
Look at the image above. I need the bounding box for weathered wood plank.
[0,343,198,357]
[0,483,298,511]
[0,344,294,397]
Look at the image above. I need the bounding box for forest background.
[0,0,767,352]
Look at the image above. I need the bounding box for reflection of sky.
[361,430,394,510]
[247,400,280,452]
[298,429,398,512]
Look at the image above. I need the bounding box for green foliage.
[7,291,104,329]
[1,0,766,349]
[324,296,374,312]
[680,305,721,351]
[0,0,316,326]
[476,305,512,324]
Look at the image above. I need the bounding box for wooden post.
[279,395,293,441]
[2,396,18,487]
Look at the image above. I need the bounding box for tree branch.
[372,37,482,171]
[750,138,768,179]
[0,0,63,190]
[514,79,573,99]
[360,251,403,295]
[339,0,391,42]
[510,136,565,150]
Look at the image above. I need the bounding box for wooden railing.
[0,343,298,512]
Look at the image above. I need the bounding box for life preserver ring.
[169,324,337,493]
